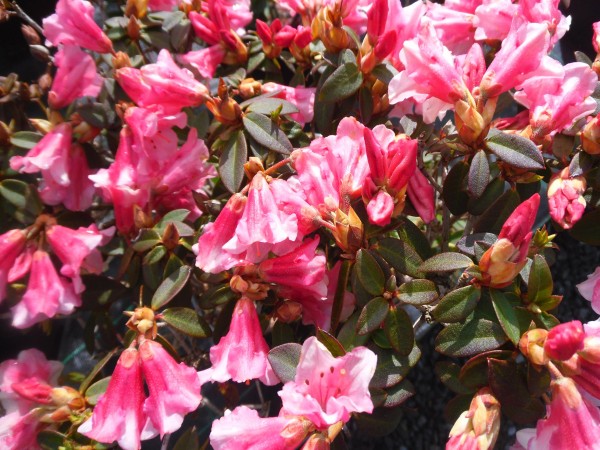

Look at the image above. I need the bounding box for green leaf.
[79,348,118,394]
[246,97,299,115]
[272,321,296,346]
[435,361,474,395]
[355,406,403,437]
[242,111,293,154]
[356,297,389,335]
[162,10,187,31]
[459,350,513,389]
[384,306,414,356]
[435,319,508,357]
[433,285,481,323]
[317,328,346,357]
[527,255,553,305]
[219,130,248,193]
[473,188,521,234]
[161,307,212,338]
[0,179,43,218]
[37,431,67,450]
[397,279,438,306]
[373,237,424,278]
[85,376,111,405]
[396,218,434,259]
[132,229,162,252]
[490,289,530,345]
[443,161,469,216]
[155,209,191,229]
[76,101,116,129]
[369,345,421,389]
[419,252,473,273]
[337,311,370,351]
[10,131,41,149]
[485,129,544,170]
[143,245,167,265]
[172,427,200,450]
[383,379,415,407]
[468,150,490,198]
[355,249,385,296]
[198,284,238,309]
[151,266,192,310]
[570,208,600,245]
[467,178,506,216]
[268,343,302,383]
[319,62,363,103]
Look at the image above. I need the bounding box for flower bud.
[578,335,600,365]
[582,116,600,155]
[21,24,41,45]
[544,321,585,361]
[519,328,549,365]
[126,306,157,339]
[239,78,262,99]
[303,433,330,450]
[547,167,586,230]
[112,51,132,70]
[275,301,303,323]
[161,222,180,251]
[447,388,500,450]
[127,15,141,41]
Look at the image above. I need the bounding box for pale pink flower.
[139,339,201,437]
[210,406,307,450]
[279,336,376,429]
[383,0,426,70]
[445,0,482,14]
[0,411,43,450]
[479,20,549,98]
[426,3,476,54]
[198,297,278,386]
[270,177,321,236]
[179,46,226,79]
[43,0,113,53]
[514,57,597,136]
[11,250,80,329]
[407,168,435,224]
[577,267,600,314]
[78,348,157,450]
[116,50,208,114]
[544,321,585,361]
[473,0,519,41]
[48,45,102,109]
[547,167,586,230]
[519,0,570,48]
[0,229,26,303]
[46,224,114,294]
[366,190,395,226]
[262,82,316,125]
[223,172,299,263]
[594,21,600,54]
[194,194,248,273]
[517,377,600,450]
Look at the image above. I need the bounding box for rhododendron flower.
[147,0,179,11]
[79,348,156,450]
[262,82,316,125]
[473,0,517,41]
[11,250,80,329]
[519,0,570,48]
[547,167,586,230]
[48,45,103,109]
[139,339,202,436]
[0,229,26,303]
[210,406,308,450]
[116,50,208,114]
[478,194,540,288]
[426,3,476,54]
[515,377,600,450]
[43,0,113,53]
[577,267,600,314]
[179,46,226,79]
[279,336,377,429]
[544,321,585,361]
[198,297,278,385]
[407,169,435,224]
[256,19,296,58]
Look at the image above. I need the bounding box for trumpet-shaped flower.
[577,267,600,314]
[0,229,26,303]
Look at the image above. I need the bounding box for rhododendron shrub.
[1,0,600,448]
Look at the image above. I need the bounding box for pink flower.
[139,339,201,437]
[426,3,476,54]
[11,250,80,329]
[519,0,570,48]
[210,406,307,450]
[262,82,316,125]
[516,377,600,450]
[78,348,157,450]
[544,321,585,361]
[179,46,226,79]
[0,229,26,303]
[48,45,103,109]
[198,297,278,386]
[194,194,248,273]
[407,169,435,224]
[42,0,113,53]
[116,50,208,114]
[46,224,114,294]
[279,336,377,429]
[366,190,395,226]
[479,20,549,98]
[0,411,43,450]
[474,0,519,41]
[594,21,600,54]
[147,0,179,11]
[547,167,586,230]
[577,267,600,314]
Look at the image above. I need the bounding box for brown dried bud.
[126,306,157,339]
[519,328,549,365]
[21,24,41,45]
[127,15,141,41]
[161,222,180,251]
[275,301,303,323]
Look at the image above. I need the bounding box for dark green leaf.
[317,328,346,357]
[459,350,513,389]
[272,321,296,346]
[485,129,544,170]
[356,297,389,335]
[467,178,506,216]
[219,130,248,193]
[268,343,302,383]
[172,427,200,450]
[37,431,67,450]
[369,345,420,389]
[132,229,162,252]
[397,279,438,306]
[384,306,414,355]
[433,285,481,323]
[355,249,385,296]
[143,245,167,265]
[383,379,415,407]
[151,266,192,310]
[435,319,508,357]
[419,252,473,273]
[490,289,530,345]
[319,62,363,103]
[162,10,187,31]
[161,307,212,338]
[355,406,403,437]
[85,376,111,405]
[473,189,521,234]
[337,311,370,351]
[0,179,43,218]
[396,218,434,259]
[10,131,41,149]
[435,361,474,395]
[570,208,600,245]
[443,161,469,216]
[242,112,293,154]
[468,150,490,198]
[79,348,118,394]
[373,238,424,278]
[246,98,299,115]
[76,101,116,128]
[527,255,553,305]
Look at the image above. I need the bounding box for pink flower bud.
[544,321,585,361]
[407,168,435,224]
[367,0,388,45]
[447,388,500,450]
[0,229,26,303]
[367,190,395,226]
[547,168,586,230]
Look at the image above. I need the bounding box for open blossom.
[0,229,26,303]
[547,167,586,230]
[48,45,103,109]
[478,194,540,288]
[179,46,226,79]
[198,297,278,386]
[279,336,377,429]
[473,0,518,41]
[577,267,600,314]
[42,0,113,53]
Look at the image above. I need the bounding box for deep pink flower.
[198,297,278,386]
[279,336,376,429]
[262,82,316,125]
[43,0,113,53]
[48,45,102,109]
[147,0,179,11]
[210,406,307,450]
[594,21,600,53]
[577,267,600,314]
[0,411,43,450]
[547,167,586,230]
[139,339,201,437]
[78,348,156,450]
[544,321,585,361]
[407,168,435,224]
[11,250,80,329]
[366,190,395,226]
[0,229,26,304]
